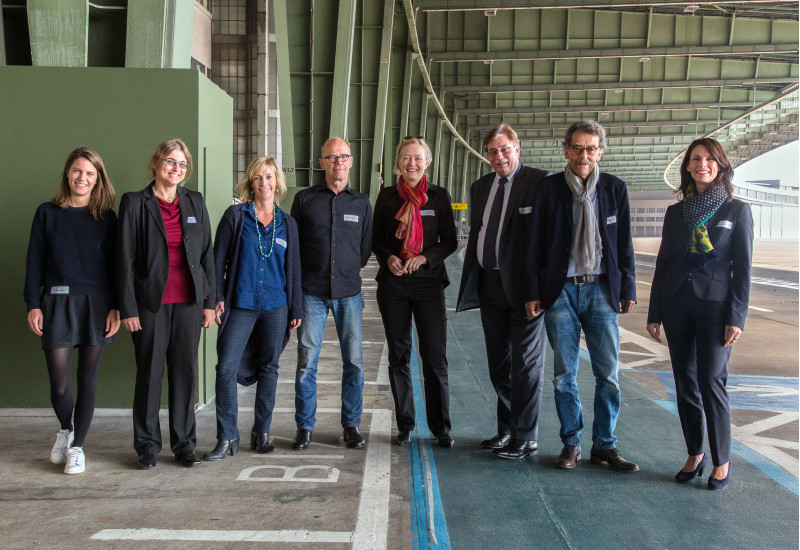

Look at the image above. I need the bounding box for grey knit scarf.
[564,163,602,274]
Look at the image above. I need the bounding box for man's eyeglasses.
[486,144,516,157]
[163,158,190,170]
[568,144,600,155]
[322,154,352,163]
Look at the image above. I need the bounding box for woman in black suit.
[646,138,753,489]
[373,136,458,448]
[117,139,216,470]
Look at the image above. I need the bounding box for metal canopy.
[411,0,799,190]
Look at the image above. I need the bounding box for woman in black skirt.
[25,146,119,475]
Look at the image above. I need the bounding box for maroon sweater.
[157,196,195,304]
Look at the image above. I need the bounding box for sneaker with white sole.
[64,447,85,474]
[50,429,73,465]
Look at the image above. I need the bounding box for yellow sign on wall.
[451,203,467,210]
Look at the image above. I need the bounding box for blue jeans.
[544,281,620,450]
[215,306,287,440]
[295,293,364,429]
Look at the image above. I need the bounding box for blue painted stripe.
[654,400,799,495]
[405,332,451,549]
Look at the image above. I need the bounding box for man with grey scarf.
[524,120,638,473]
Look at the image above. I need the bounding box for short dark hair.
[562,120,607,150]
[678,138,733,199]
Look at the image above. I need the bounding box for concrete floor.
[1,239,797,549]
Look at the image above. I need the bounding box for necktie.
[482,177,508,270]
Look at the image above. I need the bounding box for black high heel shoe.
[708,463,731,490]
[251,432,276,454]
[675,454,708,483]
[203,438,240,461]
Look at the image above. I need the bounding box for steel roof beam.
[446,77,798,95]
[460,101,753,115]
[429,44,797,63]
[420,0,797,13]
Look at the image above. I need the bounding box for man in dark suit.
[456,124,549,459]
[524,120,638,472]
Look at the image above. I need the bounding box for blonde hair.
[53,146,115,219]
[235,156,287,204]
[149,138,193,182]
[393,136,432,177]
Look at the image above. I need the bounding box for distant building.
[628,190,677,238]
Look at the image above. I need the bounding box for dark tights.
[44,345,105,448]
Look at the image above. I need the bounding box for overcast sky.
[733,141,799,189]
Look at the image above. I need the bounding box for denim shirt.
[234,203,287,311]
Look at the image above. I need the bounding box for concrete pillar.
[27,0,88,67]
[126,0,194,68]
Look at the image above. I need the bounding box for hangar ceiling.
[278,0,798,200]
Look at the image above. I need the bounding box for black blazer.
[524,171,636,311]
[372,183,458,286]
[116,183,215,318]
[647,198,753,329]
[457,165,550,312]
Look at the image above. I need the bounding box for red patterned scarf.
[394,176,428,260]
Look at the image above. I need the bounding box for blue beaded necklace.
[250,201,277,258]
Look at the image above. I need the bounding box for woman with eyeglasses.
[204,157,302,461]
[646,138,753,489]
[117,139,216,470]
[25,147,119,475]
[372,136,458,448]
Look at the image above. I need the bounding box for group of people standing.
[25,120,751,491]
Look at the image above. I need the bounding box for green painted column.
[329,0,357,139]
[273,0,297,187]
[369,0,395,202]
[0,7,6,65]
[398,49,414,139]
[27,0,88,67]
[126,0,194,68]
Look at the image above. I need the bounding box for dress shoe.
[480,433,511,449]
[555,445,581,469]
[590,446,639,472]
[395,431,412,446]
[708,463,731,490]
[493,439,538,459]
[437,434,455,448]
[251,432,276,454]
[292,428,312,450]
[137,453,157,470]
[343,427,365,449]
[204,438,240,461]
[176,450,201,468]
[675,453,708,483]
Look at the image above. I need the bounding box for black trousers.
[661,280,732,466]
[376,276,450,436]
[132,302,202,456]
[477,267,546,440]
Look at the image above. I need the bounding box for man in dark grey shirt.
[290,137,373,450]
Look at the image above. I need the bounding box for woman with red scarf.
[373,136,458,448]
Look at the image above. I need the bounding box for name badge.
[606,215,617,225]
[519,206,532,215]
[344,214,359,222]
[420,210,435,216]
[51,286,69,295]
[717,220,733,230]
[276,238,287,248]
[187,216,197,223]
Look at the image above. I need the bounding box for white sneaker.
[50,429,73,465]
[64,447,85,474]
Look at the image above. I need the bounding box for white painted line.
[376,341,390,385]
[636,280,652,286]
[751,276,799,290]
[91,529,353,543]
[749,305,774,312]
[352,409,392,549]
[252,454,346,459]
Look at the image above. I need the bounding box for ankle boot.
[251,432,276,454]
[203,438,240,461]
